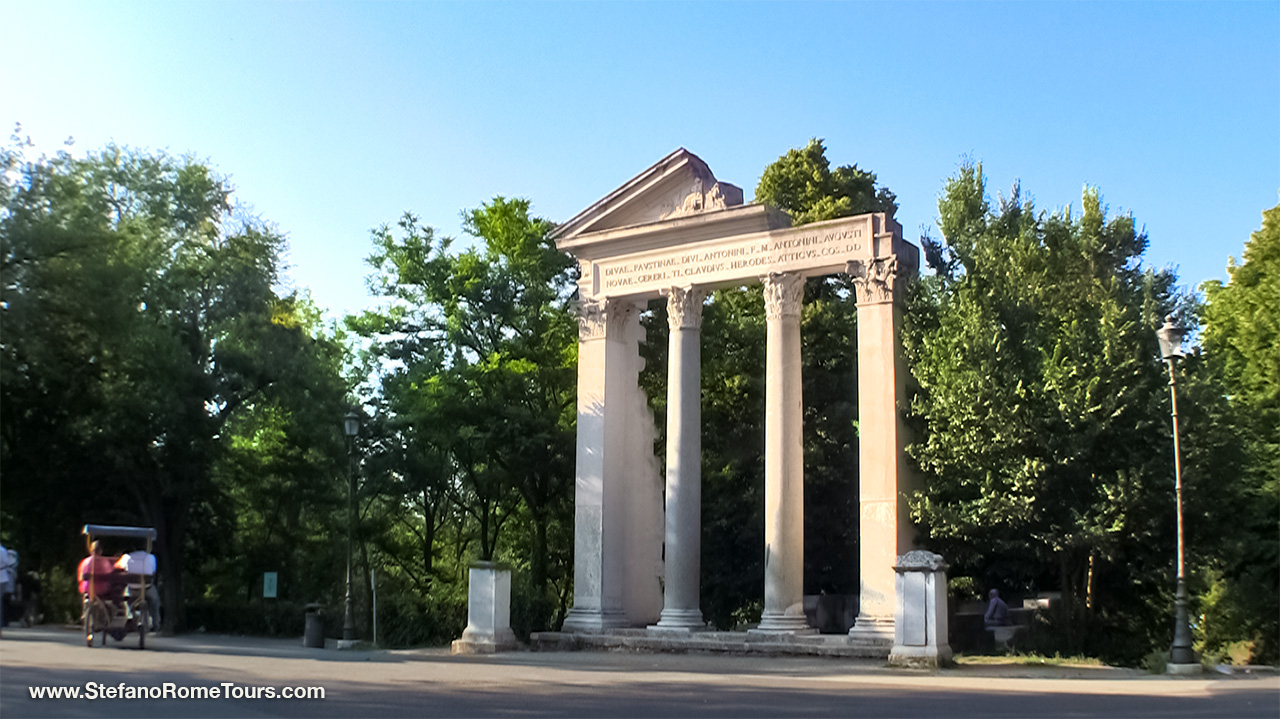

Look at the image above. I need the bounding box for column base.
[1167,663,1204,675]
[650,608,707,631]
[848,614,894,648]
[889,644,953,668]
[561,607,629,633]
[755,610,814,634]
[452,627,519,655]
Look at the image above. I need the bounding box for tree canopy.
[1195,197,1280,662]
[1,132,351,631]
[348,197,578,639]
[902,162,1280,663]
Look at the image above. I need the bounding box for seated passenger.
[77,542,117,598]
[114,551,156,576]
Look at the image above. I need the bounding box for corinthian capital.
[663,285,707,331]
[762,272,804,320]
[575,297,608,341]
[576,297,642,341]
[846,256,898,305]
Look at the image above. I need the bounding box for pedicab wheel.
[82,598,94,647]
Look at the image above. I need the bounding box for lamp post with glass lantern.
[1156,315,1197,671]
[341,409,360,645]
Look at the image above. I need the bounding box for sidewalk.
[7,624,1277,684]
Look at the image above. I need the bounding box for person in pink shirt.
[77,541,116,597]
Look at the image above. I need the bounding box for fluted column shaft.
[758,272,809,632]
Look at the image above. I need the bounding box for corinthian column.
[756,272,810,633]
[652,285,707,630]
[846,256,912,648]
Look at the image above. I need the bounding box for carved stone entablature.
[663,285,707,331]
[576,297,608,341]
[846,256,898,305]
[762,272,805,320]
[894,550,949,573]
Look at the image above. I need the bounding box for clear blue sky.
[4,1,1276,319]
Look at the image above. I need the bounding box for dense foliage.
[347,197,578,640]
[1,132,351,632]
[905,165,1277,664]
[1195,199,1280,663]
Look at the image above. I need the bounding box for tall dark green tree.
[756,138,897,224]
[352,197,576,603]
[905,162,1186,659]
[199,295,352,611]
[1,133,350,631]
[1195,197,1280,663]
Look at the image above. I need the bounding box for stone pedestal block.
[888,551,952,668]
[452,563,518,654]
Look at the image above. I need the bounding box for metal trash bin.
[303,603,324,648]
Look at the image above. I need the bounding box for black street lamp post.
[1156,315,1196,669]
[342,409,361,644]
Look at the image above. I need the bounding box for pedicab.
[80,524,155,648]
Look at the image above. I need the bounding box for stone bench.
[987,624,1026,649]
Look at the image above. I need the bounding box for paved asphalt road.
[1,626,1276,718]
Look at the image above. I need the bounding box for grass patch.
[955,653,1108,668]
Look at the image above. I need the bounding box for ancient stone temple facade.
[551,149,919,648]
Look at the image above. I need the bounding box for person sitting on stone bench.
[984,589,1024,649]
[983,589,1009,629]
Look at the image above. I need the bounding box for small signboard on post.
[263,571,278,599]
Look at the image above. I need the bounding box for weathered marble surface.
[452,563,518,654]
[889,551,952,667]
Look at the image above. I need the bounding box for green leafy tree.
[1,133,350,631]
[755,138,897,224]
[906,162,1187,660]
[1196,198,1280,663]
[199,296,351,613]
[352,197,576,618]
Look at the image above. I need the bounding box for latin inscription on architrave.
[591,216,874,298]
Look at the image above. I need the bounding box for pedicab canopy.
[82,525,156,541]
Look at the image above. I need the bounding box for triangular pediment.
[552,149,743,245]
